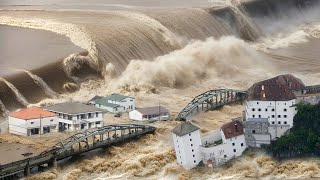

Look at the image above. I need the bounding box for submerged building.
[129,106,170,121]
[94,93,135,114]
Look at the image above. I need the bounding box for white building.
[129,106,170,121]
[200,119,247,167]
[44,102,104,131]
[94,94,135,114]
[245,74,304,142]
[9,107,59,136]
[172,122,202,170]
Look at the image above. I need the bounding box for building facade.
[94,94,135,113]
[200,120,247,167]
[129,106,170,121]
[172,122,202,170]
[44,102,104,131]
[244,74,303,146]
[244,118,271,147]
[9,107,59,136]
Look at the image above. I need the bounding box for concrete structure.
[9,107,58,136]
[94,94,135,113]
[245,74,302,142]
[172,122,202,170]
[200,119,247,167]
[244,118,271,147]
[129,106,170,121]
[297,93,320,105]
[44,102,104,131]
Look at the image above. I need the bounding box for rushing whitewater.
[1,0,320,179]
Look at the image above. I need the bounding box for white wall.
[172,130,202,170]
[9,116,59,136]
[129,110,143,121]
[108,97,135,112]
[245,99,297,139]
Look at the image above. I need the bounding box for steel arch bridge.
[0,124,156,180]
[176,89,247,121]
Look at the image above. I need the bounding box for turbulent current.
[1,0,320,179]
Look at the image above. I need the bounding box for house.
[44,102,104,131]
[8,107,59,136]
[200,119,247,167]
[129,106,170,121]
[245,74,300,141]
[172,122,202,170]
[88,96,102,105]
[94,94,135,113]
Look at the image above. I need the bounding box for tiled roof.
[221,119,244,139]
[136,106,169,115]
[44,102,103,114]
[248,74,303,101]
[9,107,57,120]
[172,122,200,137]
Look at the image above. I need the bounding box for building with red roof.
[9,107,59,136]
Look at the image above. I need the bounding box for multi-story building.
[44,102,104,131]
[244,74,305,146]
[200,119,247,167]
[94,94,135,114]
[129,106,170,121]
[172,122,202,170]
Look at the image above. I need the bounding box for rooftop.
[172,122,200,137]
[105,93,132,102]
[136,106,169,115]
[95,97,120,108]
[9,107,57,120]
[88,96,102,102]
[44,102,103,114]
[247,74,302,101]
[221,119,244,139]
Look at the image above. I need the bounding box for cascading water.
[0,77,29,107]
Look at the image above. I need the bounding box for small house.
[8,107,59,136]
[87,96,102,105]
[44,102,104,131]
[94,93,135,113]
[129,106,170,121]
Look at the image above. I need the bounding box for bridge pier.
[23,161,30,177]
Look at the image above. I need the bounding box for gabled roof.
[9,107,57,120]
[88,96,102,102]
[136,106,169,116]
[247,74,302,101]
[44,102,103,114]
[105,93,132,102]
[172,122,200,137]
[95,97,120,108]
[221,119,244,139]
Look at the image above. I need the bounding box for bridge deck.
[0,124,156,179]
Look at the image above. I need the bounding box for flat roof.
[44,102,103,114]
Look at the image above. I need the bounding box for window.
[278,121,281,124]
[193,155,195,157]
[96,121,101,124]
[96,112,99,117]
[190,139,192,141]
[194,160,196,163]
[284,115,287,118]
[258,108,261,111]
[265,108,268,112]
[224,155,227,158]
[272,115,275,118]
[278,115,281,118]
[241,143,244,147]
[192,149,194,152]
[31,122,34,124]
[50,119,53,122]
[272,109,275,112]
[272,121,275,124]
[284,121,287,124]
[189,134,191,136]
[191,144,193,147]
[259,115,261,118]
[232,143,235,146]
[252,130,256,134]
[253,115,255,118]
[284,108,287,112]
[252,108,255,111]
[233,149,236,152]
[257,102,259,105]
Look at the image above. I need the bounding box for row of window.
[255,102,294,105]
[252,108,287,112]
[232,142,244,147]
[252,114,288,118]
